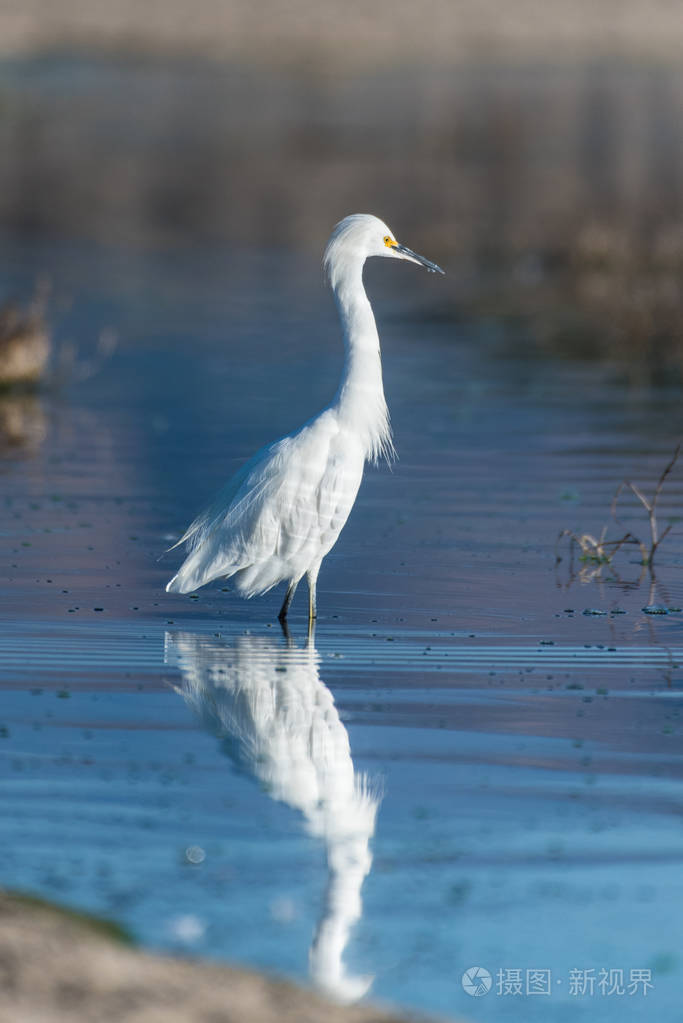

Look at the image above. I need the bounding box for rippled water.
[2,235,683,1021]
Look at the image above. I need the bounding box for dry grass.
[0,281,50,389]
[556,444,681,583]
[527,224,683,381]
[3,57,683,375]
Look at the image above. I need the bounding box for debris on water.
[539,640,555,646]
[583,608,607,616]
[610,608,627,615]
[642,605,668,615]
[183,845,205,865]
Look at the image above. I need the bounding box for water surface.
[1,236,683,1021]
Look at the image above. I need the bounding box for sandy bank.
[0,891,459,1023]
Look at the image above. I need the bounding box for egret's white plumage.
[166,213,444,621]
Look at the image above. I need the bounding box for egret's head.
[324,213,444,290]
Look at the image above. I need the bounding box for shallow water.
[2,235,683,1021]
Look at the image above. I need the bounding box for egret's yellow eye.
[384,235,397,248]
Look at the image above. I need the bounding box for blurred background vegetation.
[2,1,683,377]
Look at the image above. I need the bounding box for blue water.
[1,236,683,1021]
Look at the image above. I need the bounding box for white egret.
[166,213,444,623]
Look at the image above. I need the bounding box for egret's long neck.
[331,263,393,463]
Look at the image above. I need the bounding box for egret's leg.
[278,580,298,623]
[306,617,316,646]
[306,564,320,624]
[280,617,293,643]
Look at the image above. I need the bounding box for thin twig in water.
[611,442,681,567]
[556,443,681,580]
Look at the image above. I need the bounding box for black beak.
[394,243,445,275]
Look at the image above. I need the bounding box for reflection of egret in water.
[164,628,380,1002]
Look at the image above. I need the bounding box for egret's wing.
[166,435,293,591]
[166,412,355,595]
[166,455,255,553]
